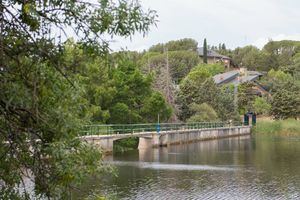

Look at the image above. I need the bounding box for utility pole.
[156,113,160,134]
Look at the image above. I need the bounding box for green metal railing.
[80,121,244,136]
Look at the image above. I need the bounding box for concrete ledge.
[158,126,251,147]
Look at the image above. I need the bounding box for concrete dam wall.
[81,126,251,154]
[139,126,251,149]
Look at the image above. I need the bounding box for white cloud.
[108,0,300,51]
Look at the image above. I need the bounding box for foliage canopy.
[0,0,157,198]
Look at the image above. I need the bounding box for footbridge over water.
[79,122,251,153]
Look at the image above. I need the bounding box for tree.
[138,52,176,115]
[232,45,262,70]
[221,43,226,50]
[265,69,293,90]
[177,68,211,120]
[270,81,300,119]
[140,50,200,83]
[292,53,300,78]
[262,40,300,70]
[168,51,201,83]
[108,58,172,124]
[56,39,173,125]
[253,97,271,115]
[60,40,113,123]
[237,82,256,114]
[109,103,140,124]
[258,51,278,71]
[187,103,218,122]
[1,0,157,198]
[177,64,239,122]
[203,38,208,64]
[280,52,300,77]
[177,69,218,121]
[149,38,198,52]
[194,63,225,76]
[141,92,172,123]
[138,50,201,122]
[217,85,239,121]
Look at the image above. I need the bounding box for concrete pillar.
[93,138,114,154]
[138,134,160,149]
[159,133,168,147]
[152,134,160,147]
[138,137,152,149]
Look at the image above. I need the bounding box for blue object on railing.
[156,123,160,134]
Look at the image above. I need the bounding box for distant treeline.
[121,38,300,121]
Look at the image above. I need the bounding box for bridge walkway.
[79,122,251,153]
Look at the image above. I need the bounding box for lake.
[77,135,300,199]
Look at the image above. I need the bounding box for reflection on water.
[76,135,300,199]
[108,161,238,171]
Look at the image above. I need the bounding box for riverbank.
[254,118,300,136]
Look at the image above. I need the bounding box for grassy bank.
[254,118,300,136]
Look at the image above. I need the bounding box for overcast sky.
[109,0,300,51]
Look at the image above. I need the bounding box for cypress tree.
[218,43,222,50]
[222,43,226,50]
[203,38,208,64]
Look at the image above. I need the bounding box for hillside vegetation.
[254,119,300,136]
[125,38,300,122]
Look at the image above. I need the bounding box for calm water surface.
[78,135,300,199]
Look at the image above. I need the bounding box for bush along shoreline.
[253,119,300,136]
